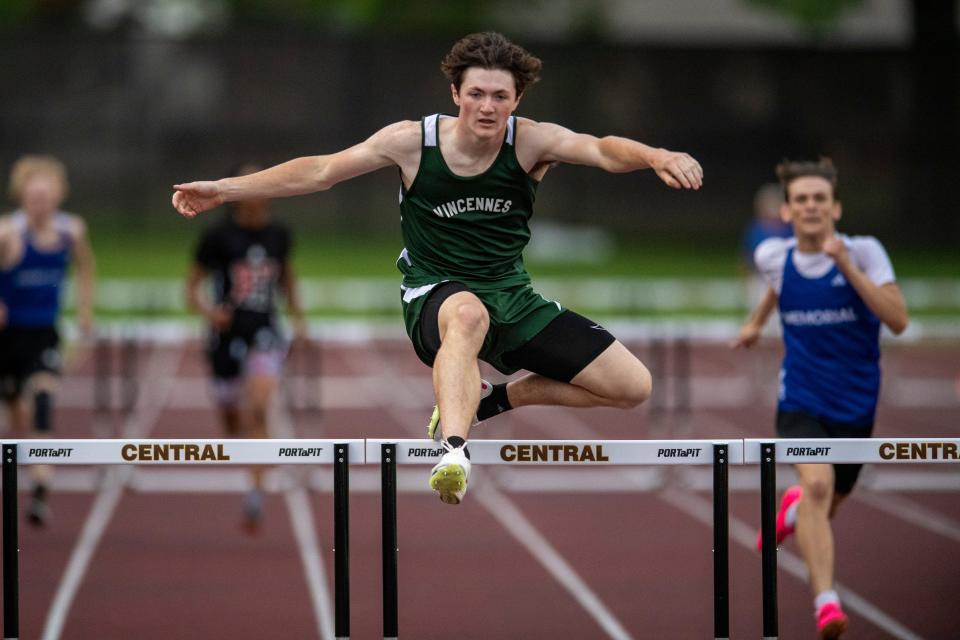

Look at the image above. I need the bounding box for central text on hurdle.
[500,444,610,462]
[121,444,230,461]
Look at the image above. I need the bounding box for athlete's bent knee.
[448,302,489,337]
[612,366,652,409]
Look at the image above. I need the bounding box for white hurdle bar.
[5,437,956,639]
[368,439,742,640]
[2,439,364,640]
[745,438,960,640]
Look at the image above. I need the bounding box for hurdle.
[368,438,743,640]
[745,437,960,640]
[1,438,364,640]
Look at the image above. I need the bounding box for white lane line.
[854,491,960,543]
[42,349,179,640]
[354,346,634,640]
[666,411,927,640]
[475,483,634,640]
[42,467,130,640]
[531,406,928,640]
[663,487,925,640]
[35,466,960,495]
[285,488,335,640]
[273,399,335,640]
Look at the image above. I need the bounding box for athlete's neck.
[24,210,56,234]
[795,232,829,254]
[450,116,505,154]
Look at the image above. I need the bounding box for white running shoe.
[428,441,472,505]
[427,379,492,441]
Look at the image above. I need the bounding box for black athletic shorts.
[0,325,61,400]
[776,409,874,496]
[419,282,615,383]
[207,324,285,381]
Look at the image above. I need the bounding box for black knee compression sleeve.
[34,391,52,432]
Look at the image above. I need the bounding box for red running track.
[2,339,958,638]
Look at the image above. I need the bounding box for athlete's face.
[451,67,521,140]
[781,176,841,241]
[20,173,65,223]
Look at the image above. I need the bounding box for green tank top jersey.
[397,113,538,289]
[397,114,565,374]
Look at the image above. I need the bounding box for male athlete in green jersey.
[173,32,703,505]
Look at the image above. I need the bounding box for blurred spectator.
[740,181,792,309]
[740,182,792,272]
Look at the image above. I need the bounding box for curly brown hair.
[440,32,542,96]
[776,157,840,201]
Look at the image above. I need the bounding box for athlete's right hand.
[730,322,761,349]
[207,305,233,331]
[172,181,224,218]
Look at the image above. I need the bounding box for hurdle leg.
[334,443,350,639]
[673,333,691,414]
[648,335,668,418]
[94,332,112,414]
[3,444,19,640]
[381,444,398,639]
[760,442,778,639]
[121,331,138,414]
[713,443,729,640]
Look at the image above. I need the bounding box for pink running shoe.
[816,601,848,639]
[756,485,803,551]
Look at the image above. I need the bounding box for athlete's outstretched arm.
[731,286,778,349]
[71,219,96,338]
[824,237,908,334]
[523,120,703,190]
[172,121,419,218]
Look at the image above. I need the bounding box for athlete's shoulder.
[56,211,88,241]
[371,120,421,147]
[846,234,894,278]
[0,218,13,246]
[362,120,422,167]
[845,234,885,252]
[515,117,559,141]
[754,236,794,268]
[0,212,15,232]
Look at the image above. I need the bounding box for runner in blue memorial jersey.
[173,32,703,506]
[733,158,908,639]
[0,155,96,526]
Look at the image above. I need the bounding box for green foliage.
[90,225,960,280]
[0,0,43,29]
[744,0,864,31]
[229,0,498,33]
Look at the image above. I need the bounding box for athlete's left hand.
[652,150,703,190]
[823,236,850,267]
[730,321,761,349]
